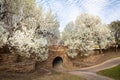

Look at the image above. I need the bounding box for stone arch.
[52,56,63,68]
[40,45,72,69]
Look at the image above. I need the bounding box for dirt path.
[69,71,113,80]
[64,57,120,80]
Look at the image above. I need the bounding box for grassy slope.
[33,72,85,80]
[97,64,120,80]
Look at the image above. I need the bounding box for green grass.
[97,64,120,80]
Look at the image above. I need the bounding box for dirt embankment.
[0,47,120,80]
[71,48,120,68]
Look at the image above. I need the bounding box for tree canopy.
[62,13,115,58]
[0,0,60,61]
[109,21,120,45]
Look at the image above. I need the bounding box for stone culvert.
[39,45,73,69]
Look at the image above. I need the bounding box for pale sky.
[36,0,120,32]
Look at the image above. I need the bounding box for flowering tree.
[0,0,60,61]
[64,25,94,58]
[110,21,120,45]
[7,17,49,61]
[93,23,115,53]
[63,13,115,58]
[0,22,9,48]
[109,21,120,52]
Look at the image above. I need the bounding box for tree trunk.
[115,44,118,53]
[99,46,103,54]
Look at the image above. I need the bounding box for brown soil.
[72,49,120,68]
[0,49,120,80]
[0,68,51,80]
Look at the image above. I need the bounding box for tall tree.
[45,10,60,45]
[0,0,60,61]
[62,21,75,41]
[63,13,115,58]
[110,21,120,51]
[93,23,115,53]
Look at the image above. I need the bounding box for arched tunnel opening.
[52,56,63,68]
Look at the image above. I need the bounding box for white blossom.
[63,13,115,58]
[0,22,9,48]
